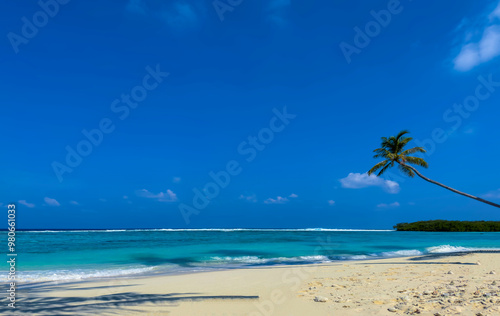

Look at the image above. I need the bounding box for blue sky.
[2,0,500,229]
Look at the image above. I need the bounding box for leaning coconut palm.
[368,130,500,208]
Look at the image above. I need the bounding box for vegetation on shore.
[394,220,500,232]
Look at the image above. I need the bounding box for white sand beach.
[15,252,500,315]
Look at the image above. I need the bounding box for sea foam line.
[19,228,395,233]
[2,266,156,283]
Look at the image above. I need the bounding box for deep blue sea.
[3,229,500,283]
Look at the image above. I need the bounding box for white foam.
[345,255,370,260]
[297,255,331,261]
[210,256,267,264]
[4,267,156,283]
[380,250,423,257]
[21,228,395,233]
[209,255,331,265]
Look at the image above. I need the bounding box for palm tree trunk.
[402,164,500,208]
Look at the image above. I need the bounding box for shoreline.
[9,252,500,315]
[14,250,500,287]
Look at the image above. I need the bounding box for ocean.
[4,229,500,284]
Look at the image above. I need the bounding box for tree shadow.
[2,291,259,315]
[355,261,477,265]
[352,252,481,265]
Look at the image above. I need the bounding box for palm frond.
[373,148,391,158]
[397,137,412,151]
[395,130,410,141]
[377,162,393,176]
[398,164,415,177]
[402,146,426,156]
[405,156,429,168]
[368,160,389,175]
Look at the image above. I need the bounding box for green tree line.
[394,220,500,232]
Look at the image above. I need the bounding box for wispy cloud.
[239,194,257,203]
[163,2,199,31]
[126,0,201,32]
[266,0,291,28]
[328,200,335,206]
[264,193,299,204]
[70,200,79,205]
[264,196,289,204]
[340,173,400,194]
[136,189,178,202]
[483,188,500,199]
[44,197,60,207]
[463,127,475,134]
[453,1,500,71]
[126,0,147,15]
[18,200,35,208]
[123,196,133,204]
[264,193,297,204]
[172,177,181,183]
[377,202,400,208]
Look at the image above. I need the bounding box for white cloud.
[18,200,35,208]
[377,202,400,208]
[483,188,500,199]
[136,189,178,202]
[123,195,129,199]
[453,2,500,71]
[340,173,400,194]
[70,200,79,205]
[328,200,335,206]
[44,197,60,207]
[173,177,181,183]
[264,196,289,204]
[239,194,257,203]
[264,193,298,204]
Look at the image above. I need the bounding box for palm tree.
[368,130,500,208]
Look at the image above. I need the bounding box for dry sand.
[13,252,500,315]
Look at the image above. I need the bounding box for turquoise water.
[3,229,500,283]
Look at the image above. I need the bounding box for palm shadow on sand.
[4,290,259,315]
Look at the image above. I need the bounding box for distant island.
[394,220,500,232]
